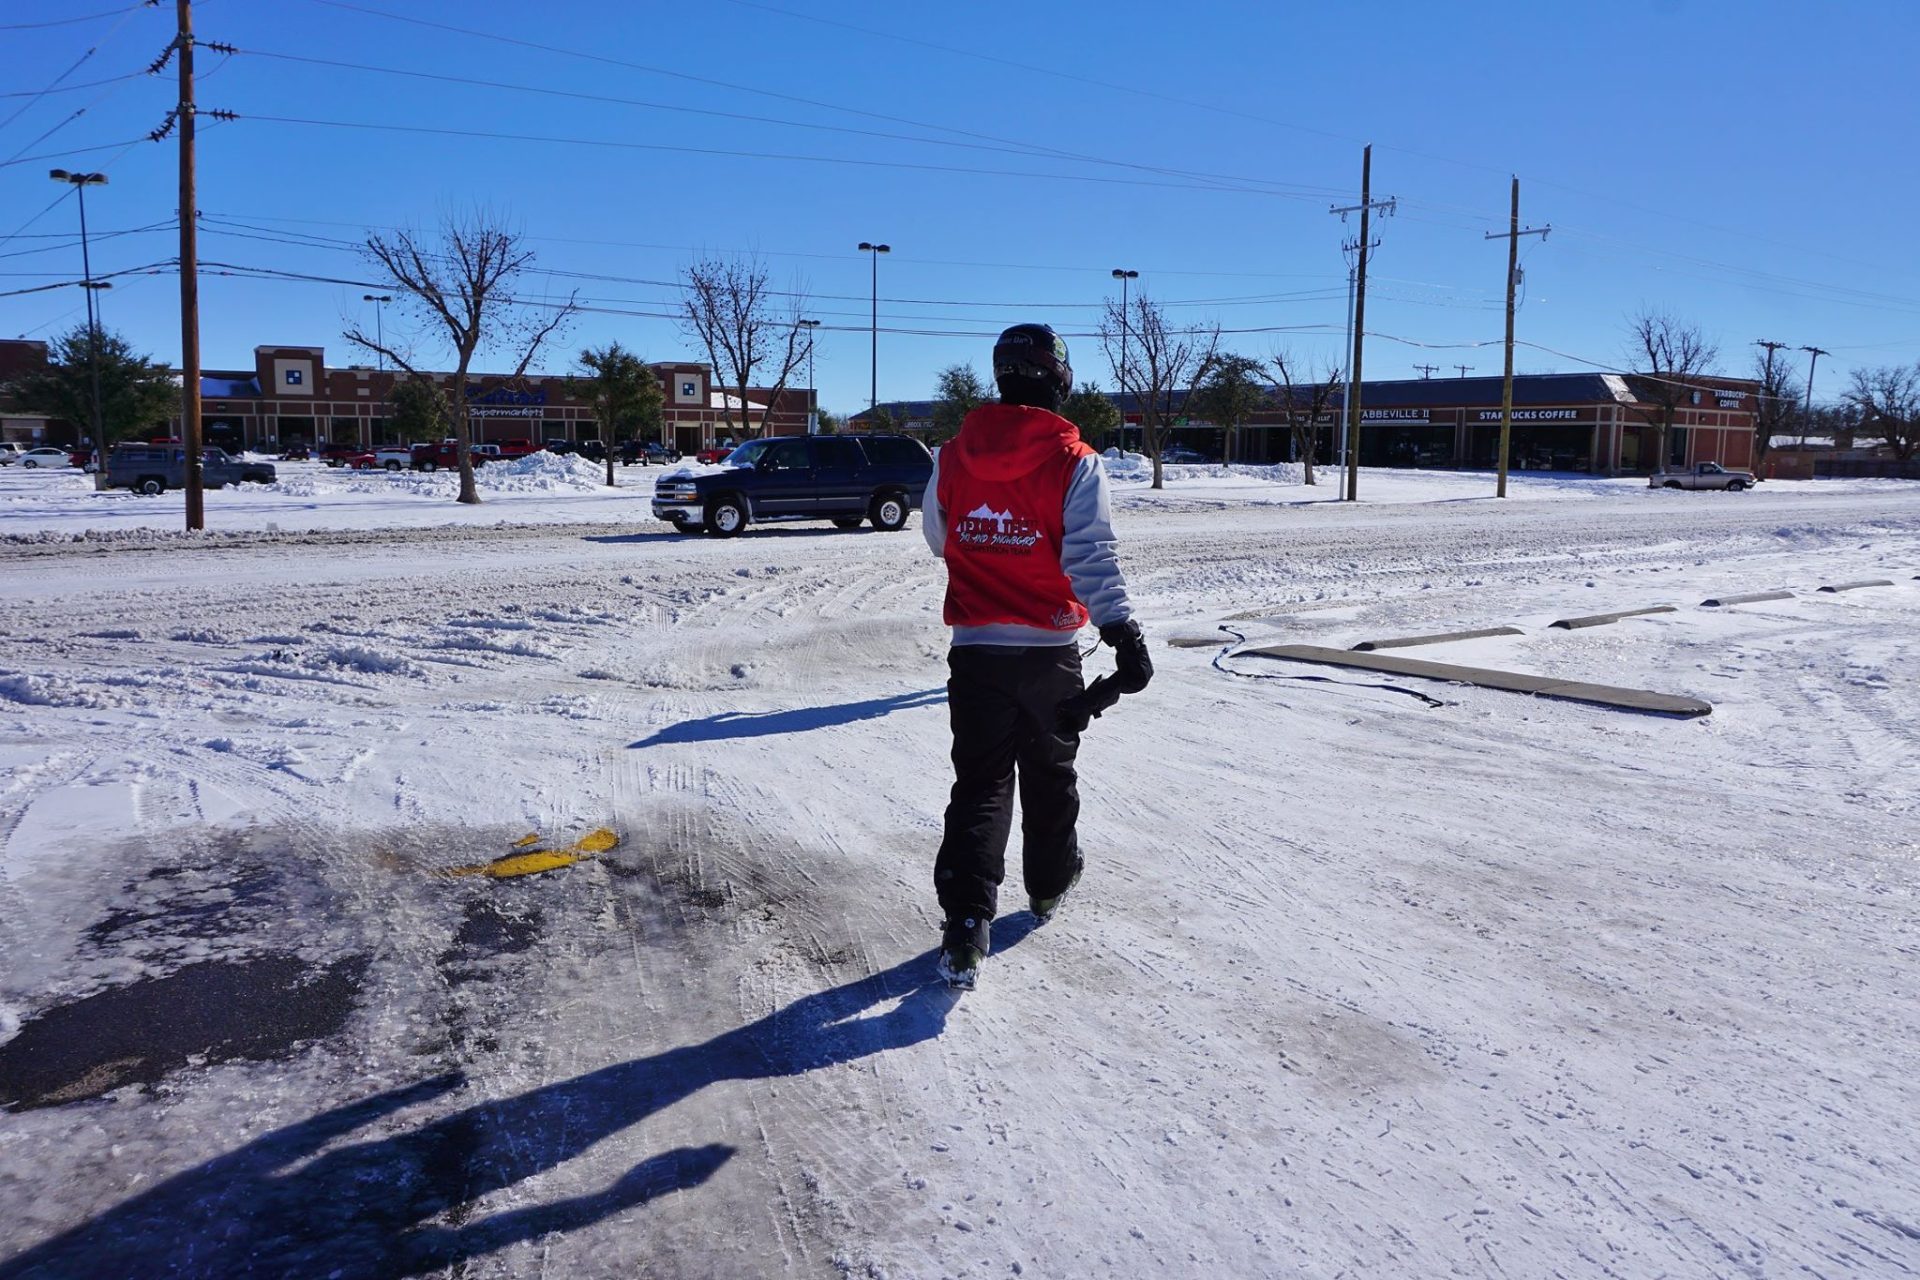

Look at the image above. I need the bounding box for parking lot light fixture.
[857,242,889,410]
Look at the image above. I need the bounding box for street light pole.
[49,169,110,456]
[362,294,391,370]
[857,241,889,411]
[1111,268,1137,451]
[1799,345,1829,438]
[797,318,820,432]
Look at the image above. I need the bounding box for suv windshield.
[725,440,770,467]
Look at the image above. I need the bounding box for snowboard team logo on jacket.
[954,503,1044,552]
[937,403,1094,633]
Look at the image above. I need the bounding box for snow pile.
[1101,450,1305,485]
[475,451,611,493]
[0,672,116,708]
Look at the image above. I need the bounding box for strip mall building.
[0,339,812,455]
[860,372,1763,474]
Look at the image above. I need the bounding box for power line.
[241,113,1338,199]
[0,4,146,30]
[297,0,1347,201]
[0,0,155,138]
[234,47,1332,201]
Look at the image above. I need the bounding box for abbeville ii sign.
[465,385,549,418]
[1475,408,1581,422]
[1359,408,1429,422]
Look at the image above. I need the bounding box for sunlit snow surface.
[1,463,1917,1277]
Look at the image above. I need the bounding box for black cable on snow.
[1211,625,1449,709]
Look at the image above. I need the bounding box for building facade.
[0,338,814,454]
[855,372,1764,475]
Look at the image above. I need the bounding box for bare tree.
[1749,343,1800,464]
[1269,349,1343,486]
[1622,309,1720,474]
[343,213,576,504]
[680,257,811,442]
[1845,364,1920,461]
[1101,293,1217,489]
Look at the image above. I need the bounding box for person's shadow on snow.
[0,922,1036,1279]
[628,687,947,748]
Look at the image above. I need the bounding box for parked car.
[278,444,311,461]
[409,440,488,471]
[1160,445,1210,464]
[622,440,681,466]
[544,440,577,456]
[318,442,365,467]
[102,445,275,494]
[576,440,608,462]
[1651,462,1758,492]
[0,443,23,465]
[17,447,72,468]
[373,446,413,471]
[695,444,736,465]
[495,437,539,459]
[652,433,933,537]
[69,448,95,470]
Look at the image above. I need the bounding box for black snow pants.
[934,644,1084,922]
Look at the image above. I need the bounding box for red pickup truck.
[409,440,489,472]
[494,437,539,459]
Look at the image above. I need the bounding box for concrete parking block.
[1245,643,1712,717]
[1548,606,1678,630]
[1351,626,1525,651]
[1701,590,1795,607]
[1816,580,1895,593]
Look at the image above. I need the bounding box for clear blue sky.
[3,0,1915,418]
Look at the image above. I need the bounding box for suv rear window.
[857,436,930,467]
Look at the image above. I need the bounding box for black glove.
[1057,674,1122,735]
[1100,619,1153,694]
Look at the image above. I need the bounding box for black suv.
[651,434,932,536]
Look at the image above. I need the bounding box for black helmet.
[992,323,1072,401]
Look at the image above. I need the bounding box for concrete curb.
[1816,580,1895,593]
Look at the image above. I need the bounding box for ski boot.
[1029,862,1082,925]
[936,915,991,989]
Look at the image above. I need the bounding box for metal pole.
[1120,274,1130,449]
[74,181,106,458]
[178,0,204,530]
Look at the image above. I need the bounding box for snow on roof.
[710,390,767,412]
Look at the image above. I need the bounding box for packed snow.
[0,464,1916,1277]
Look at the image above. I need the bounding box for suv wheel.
[137,477,164,495]
[705,495,747,537]
[869,491,909,532]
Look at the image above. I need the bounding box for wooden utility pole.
[1485,176,1548,498]
[1414,363,1439,379]
[1328,145,1394,502]
[177,0,203,530]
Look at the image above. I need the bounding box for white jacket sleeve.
[922,449,945,558]
[1060,454,1133,627]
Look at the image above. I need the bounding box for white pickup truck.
[1652,462,1757,492]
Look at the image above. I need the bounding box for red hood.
[945,403,1085,482]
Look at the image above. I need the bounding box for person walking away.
[922,323,1153,988]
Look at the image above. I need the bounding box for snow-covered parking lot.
[1,463,1916,1277]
